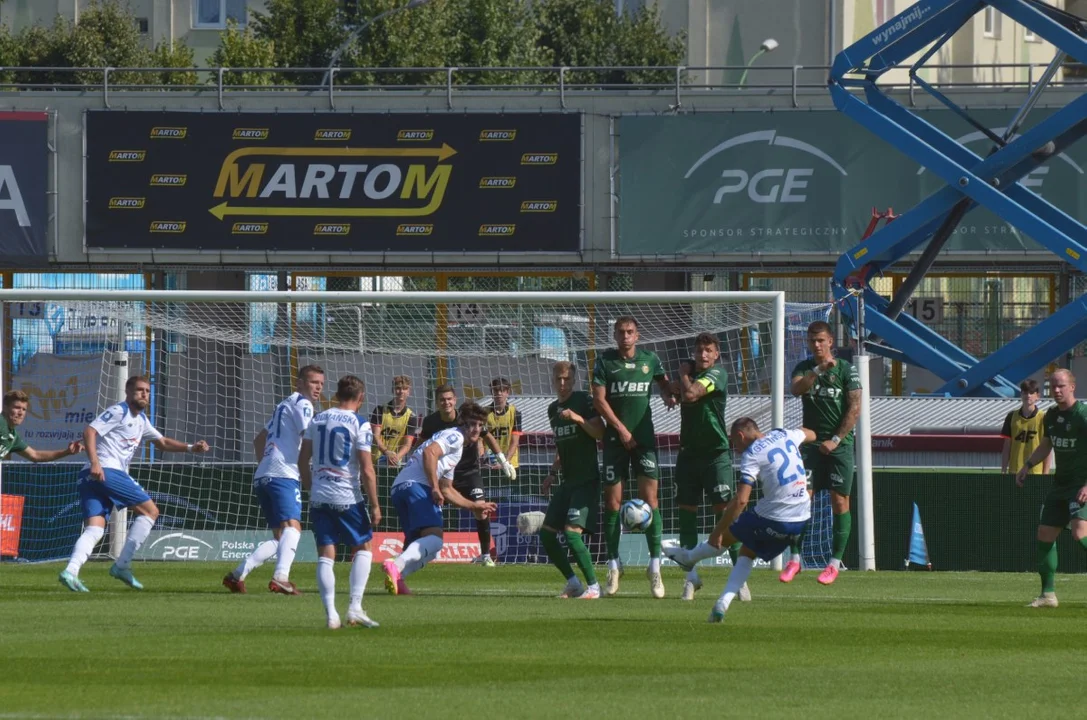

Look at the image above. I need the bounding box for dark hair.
[730,416,759,435]
[125,375,150,392]
[1020,379,1040,395]
[807,321,833,337]
[694,332,719,350]
[298,364,325,380]
[336,375,365,402]
[458,401,488,426]
[435,383,457,399]
[613,316,639,330]
[490,377,511,391]
[3,389,29,408]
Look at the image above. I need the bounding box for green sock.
[678,509,698,550]
[1080,535,1087,553]
[647,508,663,556]
[605,510,621,560]
[1038,540,1057,593]
[540,530,574,580]
[832,511,852,561]
[565,530,597,586]
[729,542,742,566]
[790,528,805,559]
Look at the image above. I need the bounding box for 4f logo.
[1014,429,1037,444]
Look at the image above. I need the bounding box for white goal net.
[0,290,833,567]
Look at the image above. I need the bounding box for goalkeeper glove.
[496,452,517,480]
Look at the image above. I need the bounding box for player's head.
[729,416,761,453]
[1019,378,1040,407]
[806,321,834,361]
[392,375,412,404]
[613,316,639,351]
[1050,369,1076,406]
[2,389,29,427]
[490,377,511,407]
[552,361,576,400]
[457,401,488,443]
[125,375,151,411]
[296,365,326,403]
[335,375,365,411]
[693,332,720,370]
[435,383,457,417]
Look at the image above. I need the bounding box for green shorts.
[602,438,659,484]
[1039,483,1087,528]
[803,443,855,496]
[675,450,734,508]
[543,483,600,532]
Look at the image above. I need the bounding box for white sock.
[273,527,301,581]
[316,557,336,618]
[689,541,726,564]
[717,556,755,611]
[396,535,443,577]
[349,550,373,611]
[790,552,803,566]
[115,515,154,570]
[648,557,661,574]
[686,568,700,583]
[235,539,278,580]
[830,557,842,570]
[65,525,105,576]
[607,558,619,571]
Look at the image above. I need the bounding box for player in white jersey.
[666,417,815,622]
[59,376,210,592]
[298,375,381,629]
[382,402,498,596]
[223,364,325,596]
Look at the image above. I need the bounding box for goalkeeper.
[539,361,605,599]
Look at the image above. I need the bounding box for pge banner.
[86,111,581,253]
[0,112,48,265]
[618,109,1087,256]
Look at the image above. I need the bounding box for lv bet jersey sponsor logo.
[609,381,651,395]
[209,143,457,221]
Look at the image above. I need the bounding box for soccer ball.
[620,498,653,532]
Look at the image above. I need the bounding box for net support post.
[770,291,786,572]
[106,326,129,560]
[855,295,876,571]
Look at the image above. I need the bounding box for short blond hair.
[392,375,412,389]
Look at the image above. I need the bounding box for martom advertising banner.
[618,109,1086,256]
[85,111,581,253]
[0,112,48,265]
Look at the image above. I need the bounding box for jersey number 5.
[767,440,801,486]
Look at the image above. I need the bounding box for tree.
[534,0,684,85]
[249,0,348,86]
[338,0,456,87]
[63,0,154,85]
[208,21,278,87]
[446,0,549,86]
[151,41,198,87]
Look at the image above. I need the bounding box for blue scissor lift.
[830,0,1087,397]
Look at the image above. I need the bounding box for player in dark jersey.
[416,383,515,565]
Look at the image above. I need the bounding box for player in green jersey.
[780,321,862,586]
[1,390,83,462]
[672,333,749,602]
[591,316,677,598]
[541,361,605,599]
[1015,368,1087,608]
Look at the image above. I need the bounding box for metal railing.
[0,63,1083,110]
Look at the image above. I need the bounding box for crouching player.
[383,402,497,595]
[541,361,605,599]
[666,418,814,623]
[299,375,381,630]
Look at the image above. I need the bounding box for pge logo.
[398,130,434,141]
[315,129,352,141]
[685,130,847,205]
[109,197,145,209]
[150,127,187,139]
[147,532,212,560]
[109,150,145,162]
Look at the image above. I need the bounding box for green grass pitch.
[1,563,1085,719]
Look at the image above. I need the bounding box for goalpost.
[0,289,849,568]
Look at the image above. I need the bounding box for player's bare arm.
[679,368,707,403]
[799,427,818,444]
[657,375,678,409]
[708,482,753,548]
[592,384,633,447]
[1017,437,1053,486]
[791,358,837,397]
[823,387,862,455]
[17,441,83,463]
[358,449,381,527]
[252,428,267,463]
[153,437,210,454]
[83,426,105,481]
[440,476,497,514]
[543,450,561,494]
[561,409,606,441]
[422,442,445,505]
[394,433,413,464]
[298,439,313,490]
